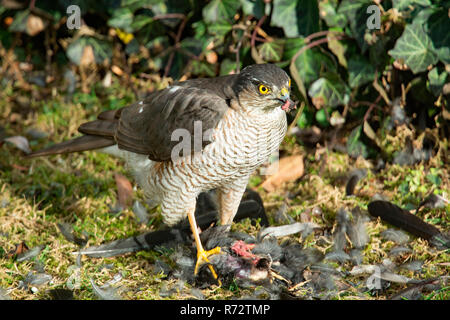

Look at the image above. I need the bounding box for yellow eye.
[259,84,270,94]
[288,78,291,87]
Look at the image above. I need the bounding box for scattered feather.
[16,245,45,262]
[90,279,121,300]
[3,136,31,154]
[418,193,448,210]
[0,288,11,300]
[368,200,441,240]
[57,222,88,247]
[132,200,149,224]
[381,229,410,244]
[400,260,424,272]
[345,169,367,196]
[259,222,319,239]
[389,246,412,256]
[25,128,49,140]
[19,272,52,289]
[333,208,350,251]
[48,288,74,300]
[349,249,363,265]
[347,208,369,249]
[325,250,351,263]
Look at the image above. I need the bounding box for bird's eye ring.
[259,84,270,94]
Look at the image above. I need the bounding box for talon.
[194,247,222,286]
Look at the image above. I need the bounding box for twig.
[363,95,382,122]
[250,15,267,48]
[153,13,185,21]
[291,34,345,65]
[164,16,188,78]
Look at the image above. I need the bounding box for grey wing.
[114,86,230,161]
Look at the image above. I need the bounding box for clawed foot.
[194,246,222,286]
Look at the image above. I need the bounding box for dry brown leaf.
[111,65,123,76]
[114,173,133,209]
[80,45,95,67]
[260,155,304,192]
[26,14,45,36]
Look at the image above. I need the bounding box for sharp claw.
[194,247,222,286]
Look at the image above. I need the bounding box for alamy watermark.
[366,5,381,30]
[66,5,81,30]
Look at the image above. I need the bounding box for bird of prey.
[28,63,295,283]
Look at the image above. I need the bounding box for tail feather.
[27,135,115,158]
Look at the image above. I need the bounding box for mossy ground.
[0,78,448,300]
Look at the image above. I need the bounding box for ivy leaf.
[207,20,233,37]
[389,23,438,74]
[220,58,241,75]
[107,8,134,33]
[426,8,450,64]
[308,73,350,109]
[271,0,319,38]
[346,125,377,159]
[284,38,336,86]
[319,0,347,28]
[203,0,241,23]
[66,37,112,66]
[130,15,153,32]
[257,39,284,62]
[348,56,375,88]
[338,0,372,52]
[240,0,265,19]
[392,0,431,11]
[427,67,448,97]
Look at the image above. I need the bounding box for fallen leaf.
[80,45,95,67]
[111,65,123,76]
[260,155,304,192]
[26,14,45,36]
[7,241,28,259]
[114,173,133,209]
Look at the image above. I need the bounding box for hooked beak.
[279,88,296,112]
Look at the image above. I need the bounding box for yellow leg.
[187,208,222,286]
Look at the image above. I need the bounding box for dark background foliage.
[0,0,449,158]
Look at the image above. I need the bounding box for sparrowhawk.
[28,63,295,283]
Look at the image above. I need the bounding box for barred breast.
[146,105,287,225]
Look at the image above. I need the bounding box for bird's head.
[233,64,296,112]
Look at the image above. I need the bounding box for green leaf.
[207,20,233,37]
[308,73,350,109]
[130,15,153,32]
[220,58,241,75]
[203,0,241,23]
[338,0,372,52]
[346,125,376,159]
[9,10,29,33]
[319,0,347,28]
[271,0,319,37]
[257,39,284,62]
[240,0,265,19]
[392,0,431,10]
[315,108,331,127]
[427,67,448,97]
[389,23,438,74]
[426,8,450,64]
[66,37,112,66]
[107,8,134,33]
[348,56,375,88]
[285,38,336,86]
